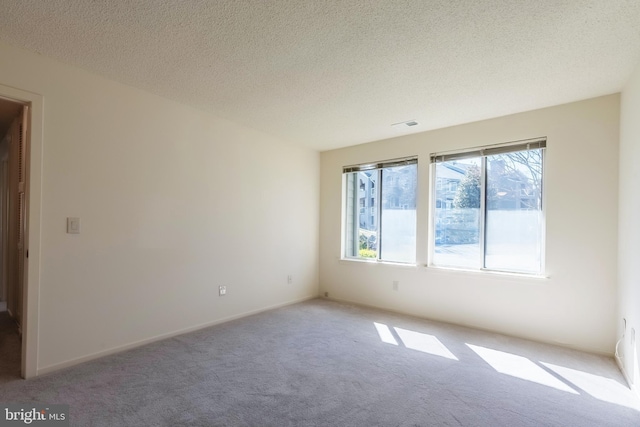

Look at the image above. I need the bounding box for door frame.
[0,84,43,379]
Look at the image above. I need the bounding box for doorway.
[0,82,43,379]
[0,96,28,381]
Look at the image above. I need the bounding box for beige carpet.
[1,298,638,426]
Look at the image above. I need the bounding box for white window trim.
[424,263,549,280]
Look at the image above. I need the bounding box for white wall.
[321,95,619,355]
[619,60,640,390]
[0,41,320,373]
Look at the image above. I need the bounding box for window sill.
[339,258,418,268]
[425,264,549,279]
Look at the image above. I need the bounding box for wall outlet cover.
[67,217,80,234]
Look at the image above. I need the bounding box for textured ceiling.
[1,1,640,151]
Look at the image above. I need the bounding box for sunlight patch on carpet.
[374,322,398,345]
[394,327,458,360]
[467,344,578,394]
[373,322,458,360]
[541,362,640,411]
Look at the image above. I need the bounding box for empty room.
[1,1,640,426]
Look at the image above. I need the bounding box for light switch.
[67,217,80,234]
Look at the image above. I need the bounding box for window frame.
[428,138,546,275]
[342,156,418,264]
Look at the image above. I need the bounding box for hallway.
[0,301,21,383]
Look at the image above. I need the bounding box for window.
[430,139,545,274]
[344,157,417,263]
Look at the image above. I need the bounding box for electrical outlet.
[67,217,81,234]
[287,275,292,284]
[392,280,399,291]
[219,286,226,296]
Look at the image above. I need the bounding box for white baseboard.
[37,294,319,376]
[616,353,640,400]
[321,294,615,357]
[615,354,630,386]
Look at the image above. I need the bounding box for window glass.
[432,159,481,269]
[484,150,543,273]
[344,160,417,263]
[344,171,379,259]
[431,143,545,274]
[380,165,417,263]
